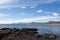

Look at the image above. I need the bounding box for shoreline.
[0,28,60,40]
[43,23,60,26]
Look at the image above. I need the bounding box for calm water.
[0,24,60,35]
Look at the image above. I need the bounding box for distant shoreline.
[43,23,60,26]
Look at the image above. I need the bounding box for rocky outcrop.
[0,28,59,40]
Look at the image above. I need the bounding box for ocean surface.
[0,24,60,35]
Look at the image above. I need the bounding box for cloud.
[30,6,35,8]
[21,7,26,8]
[0,0,59,8]
[13,16,58,23]
[0,15,60,24]
[0,20,15,24]
[37,10,43,13]
[52,12,58,17]
[44,12,59,17]
[0,13,9,17]
[0,0,11,4]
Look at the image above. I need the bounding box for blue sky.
[0,0,60,24]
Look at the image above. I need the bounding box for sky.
[0,0,60,24]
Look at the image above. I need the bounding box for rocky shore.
[0,28,60,40]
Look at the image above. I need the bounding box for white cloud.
[0,13,9,17]
[30,6,36,8]
[37,10,43,13]
[21,7,26,8]
[52,12,58,17]
[0,0,11,4]
[0,15,59,24]
[0,0,59,8]
[17,16,56,22]
[0,20,15,24]
[12,16,58,23]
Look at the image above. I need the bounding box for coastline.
[44,23,60,26]
[0,28,60,40]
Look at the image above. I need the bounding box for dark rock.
[0,28,59,40]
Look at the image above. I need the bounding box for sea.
[0,24,60,36]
